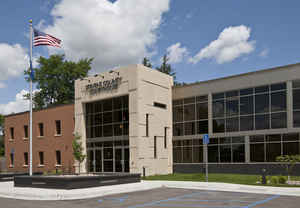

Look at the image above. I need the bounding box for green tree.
[72,133,86,174]
[25,54,93,109]
[142,57,152,68]
[276,155,300,182]
[156,55,177,84]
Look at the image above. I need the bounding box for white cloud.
[259,48,269,58]
[0,90,29,115]
[189,25,255,64]
[45,0,170,72]
[166,42,188,64]
[0,82,6,88]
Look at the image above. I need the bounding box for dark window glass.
[209,138,219,145]
[56,150,61,165]
[184,97,195,104]
[113,97,122,110]
[255,85,269,94]
[95,126,102,137]
[266,143,281,162]
[55,120,61,135]
[10,127,14,140]
[86,103,94,114]
[240,88,253,96]
[39,152,44,165]
[154,136,157,159]
[266,134,281,142]
[226,99,239,116]
[154,102,167,109]
[226,90,239,98]
[255,94,269,113]
[146,113,149,137]
[196,95,208,102]
[219,137,231,144]
[103,112,113,124]
[113,111,123,123]
[293,89,300,110]
[103,99,112,111]
[294,111,300,127]
[173,147,182,163]
[24,152,28,166]
[182,147,192,163]
[255,114,269,130]
[173,123,184,136]
[271,91,286,112]
[213,100,225,118]
[232,144,245,162]
[293,80,300,89]
[212,93,224,100]
[197,103,208,120]
[123,95,129,109]
[213,119,225,133]
[193,146,203,163]
[123,110,129,122]
[10,153,14,166]
[164,127,167,149]
[182,139,192,146]
[271,83,286,91]
[226,117,239,132]
[193,139,202,146]
[208,146,218,162]
[240,96,253,115]
[173,140,182,147]
[232,136,245,143]
[250,135,264,143]
[283,142,300,155]
[184,104,195,121]
[283,133,299,141]
[38,123,44,136]
[104,148,113,159]
[123,123,129,135]
[94,101,102,113]
[240,115,254,131]
[86,115,92,126]
[173,106,183,122]
[173,99,183,106]
[103,125,113,137]
[24,125,28,138]
[197,120,208,134]
[104,141,113,147]
[250,143,265,162]
[220,145,231,163]
[271,112,287,129]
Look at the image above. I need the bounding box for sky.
[0,0,300,115]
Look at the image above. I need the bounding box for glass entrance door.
[115,148,123,172]
[124,148,129,172]
[88,150,94,172]
[95,149,102,172]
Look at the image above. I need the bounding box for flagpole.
[29,19,33,176]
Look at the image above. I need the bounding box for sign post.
[203,134,209,182]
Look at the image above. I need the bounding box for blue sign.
[203,134,209,145]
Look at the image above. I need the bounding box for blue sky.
[0,0,300,114]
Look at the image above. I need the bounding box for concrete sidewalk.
[0,180,300,201]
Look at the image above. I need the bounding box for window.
[56,150,61,165]
[154,136,157,159]
[146,114,149,137]
[24,125,28,138]
[55,120,61,135]
[164,127,167,149]
[39,152,44,165]
[154,102,167,109]
[10,153,14,166]
[293,81,300,127]
[10,127,14,140]
[24,152,28,166]
[38,123,44,137]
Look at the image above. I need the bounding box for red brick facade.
[4,104,75,173]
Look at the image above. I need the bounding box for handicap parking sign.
[203,134,209,145]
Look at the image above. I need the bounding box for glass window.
[271,91,286,112]
[123,123,129,135]
[250,143,265,162]
[24,125,28,138]
[173,99,183,106]
[266,143,281,162]
[86,103,94,114]
[103,112,113,124]
[24,152,28,166]
[104,148,113,159]
[183,139,192,146]
[197,103,208,120]
[38,123,44,137]
[184,104,195,121]
[226,90,238,98]
[184,97,195,104]
[240,116,254,131]
[213,119,225,133]
[213,93,224,100]
[283,142,300,155]
[114,124,122,136]
[113,111,123,123]
[232,136,245,143]
[184,122,196,135]
[95,126,102,137]
[266,134,281,142]
[271,83,286,91]
[240,96,253,115]
[226,117,239,132]
[182,147,192,163]
[255,114,270,130]
[293,111,300,127]
[196,95,208,102]
[94,101,102,113]
[250,135,265,143]
[173,106,183,122]
[255,94,269,113]
[271,112,287,129]
[39,152,44,165]
[226,99,239,116]
[220,145,231,162]
[173,147,182,163]
[197,120,208,134]
[123,95,129,109]
[293,89,300,110]
[103,99,112,111]
[95,113,102,125]
[113,97,122,110]
[193,146,203,163]
[208,146,218,162]
[293,80,300,89]
[55,120,61,135]
[213,100,225,118]
[283,133,299,142]
[219,137,231,144]
[103,125,113,137]
[209,138,219,145]
[193,139,202,146]
[56,150,61,165]
[173,140,182,147]
[173,123,184,136]
[255,85,269,94]
[232,144,245,162]
[240,88,253,96]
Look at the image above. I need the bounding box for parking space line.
[242,195,280,208]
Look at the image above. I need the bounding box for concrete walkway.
[0,180,300,201]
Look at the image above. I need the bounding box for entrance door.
[95,149,102,172]
[103,147,113,172]
[124,148,129,172]
[115,148,123,172]
[88,150,94,172]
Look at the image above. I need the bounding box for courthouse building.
[4,63,300,175]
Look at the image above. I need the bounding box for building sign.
[85,77,122,95]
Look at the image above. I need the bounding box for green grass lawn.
[143,173,300,187]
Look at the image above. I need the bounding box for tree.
[25,54,93,109]
[142,57,152,68]
[156,55,177,84]
[72,133,86,174]
[276,155,300,182]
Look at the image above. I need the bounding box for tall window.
[24,152,28,166]
[10,127,14,140]
[154,136,157,158]
[10,153,14,166]
[164,127,167,149]
[146,114,149,137]
[55,120,61,135]
[39,152,44,165]
[38,123,44,137]
[56,150,61,165]
[173,139,203,163]
[24,125,28,138]
[293,80,300,127]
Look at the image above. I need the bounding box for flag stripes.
[33,29,61,48]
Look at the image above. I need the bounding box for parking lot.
[0,187,299,208]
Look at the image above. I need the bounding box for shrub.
[278,175,287,184]
[270,176,279,184]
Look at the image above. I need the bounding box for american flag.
[33,28,61,48]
